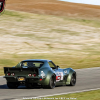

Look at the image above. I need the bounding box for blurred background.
[0,0,100,75]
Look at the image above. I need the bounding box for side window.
[48,61,56,69]
[15,62,21,68]
[33,62,44,67]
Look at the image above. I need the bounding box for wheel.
[70,73,76,86]
[7,82,18,89]
[48,75,56,89]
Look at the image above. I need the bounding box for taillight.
[28,74,32,77]
[33,74,36,77]
[11,73,15,76]
[40,79,42,81]
[7,73,11,76]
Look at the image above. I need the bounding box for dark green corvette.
[4,59,76,89]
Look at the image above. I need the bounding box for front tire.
[48,75,56,89]
[7,82,18,89]
[70,73,76,86]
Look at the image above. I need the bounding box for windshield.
[15,61,44,68]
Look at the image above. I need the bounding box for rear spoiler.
[4,67,39,74]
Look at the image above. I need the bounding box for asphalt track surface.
[0,67,100,100]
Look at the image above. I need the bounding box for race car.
[4,59,76,89]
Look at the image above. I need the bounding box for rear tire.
[70,73,76,86]
[7,82,18,89]
[48,75,56,89]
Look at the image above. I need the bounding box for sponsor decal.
[64,70,67,73]
[41,71,45,78]
[0,0,5,13]
[56,72,63,82]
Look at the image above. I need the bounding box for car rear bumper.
[4,76,43,83]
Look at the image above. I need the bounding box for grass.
[24,89,100,100]
[15,34,35,38]
[64,18,100,28]
[3,10,28,18]
[50,29,80,36]
[0,10,100,76]
[2,10,100,28]
[45,89,100,100]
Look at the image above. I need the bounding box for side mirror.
[57,65,60,68]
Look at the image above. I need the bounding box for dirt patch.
[6,0,100,19]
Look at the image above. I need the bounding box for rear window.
[16,61,44,68]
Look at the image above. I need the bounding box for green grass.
[3,10,28,18]
[15,34,35,38]
[50,29,80,36]
[63,17,100,28]
[24,89,100,100]
[2,10,100,28]
[46,89,100,100]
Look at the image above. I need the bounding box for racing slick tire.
[7,82,18,89]
[48,75,56,89]
[70,73,76,86]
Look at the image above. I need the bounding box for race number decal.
[0,0,5,13]
[56,72,63,82]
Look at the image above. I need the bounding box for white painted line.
[32,88,100,98]
[0,76,4,77]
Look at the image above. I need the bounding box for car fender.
[42,70,56,86]
[65,68,76,85]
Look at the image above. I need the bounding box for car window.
[16,61,44,68]
[48,61,56,69]
[33,62,43,67]
[15,62,21,68]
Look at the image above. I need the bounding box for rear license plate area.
[18,77,25,81]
